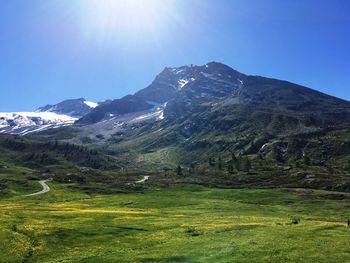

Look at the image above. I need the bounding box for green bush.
[185,226,203,236]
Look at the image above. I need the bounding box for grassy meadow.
[0,179,350,263]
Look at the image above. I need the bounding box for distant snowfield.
[0,111,77,135]
[0,112,77,122]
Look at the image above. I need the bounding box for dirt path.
[136,176,150,184]
[24,179,52,197]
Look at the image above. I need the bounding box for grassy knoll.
[0,165,42,197]
[0,182,349,263]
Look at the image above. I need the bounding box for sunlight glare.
[81,0,168,35]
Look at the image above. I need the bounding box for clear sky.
[0,0,349,111]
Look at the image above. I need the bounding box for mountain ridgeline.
[37,98,98,118]
[3,62,350,191]
[79,62,350,125]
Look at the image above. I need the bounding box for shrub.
[290,217,301,225]
[185,226,203,236]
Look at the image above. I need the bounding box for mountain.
[6,62,350,190]
[71,61,350,146]
[37,98,98,118]
[135,62,244,103]
[78,62,245,124]
[119,62,350,151]
[79,62,350,126]
[0,98,97,135]
[41,63,350,166]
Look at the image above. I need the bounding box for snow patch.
[158,110,165,120]
[84,101,98,108]
[178,79,189,89]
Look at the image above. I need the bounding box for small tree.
[243,158,251,172]
[231,152,237,163]
[176,165,183,176]
[209,157,216,166]
[272,147,284,163]
[218,157,223,170]
[230,152,239,170]
[189,163,196,174]
[327,165,335,174]
[303,155,311,166]
[227,164,234,174]
[163,167,171,176]
[237,156,251,172]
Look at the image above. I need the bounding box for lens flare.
[80,0,169,37]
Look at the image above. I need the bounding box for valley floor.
[0,183,350,262]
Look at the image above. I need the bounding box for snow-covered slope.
[0,112,77,135]
[0,98,98,135]
[69,102,167,143]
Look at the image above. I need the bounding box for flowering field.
[0,183,349,263]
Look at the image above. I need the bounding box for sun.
[79,0,169,37]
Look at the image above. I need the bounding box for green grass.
[0,182,350,262]
[0,166,42,197]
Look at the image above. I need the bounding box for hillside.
[11,62,343,192]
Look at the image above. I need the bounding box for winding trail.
[136,176,150,184]
[24,179,52,197]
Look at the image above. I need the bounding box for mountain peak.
[205,61,226,67]
[133,62,245,104]
[36,98,98,118]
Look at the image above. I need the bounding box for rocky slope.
[53,62,348,142]
[79,62,350,126]
[34,63,350,175]
[4,62,350,191]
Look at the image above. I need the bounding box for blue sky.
[0,0,349,111]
